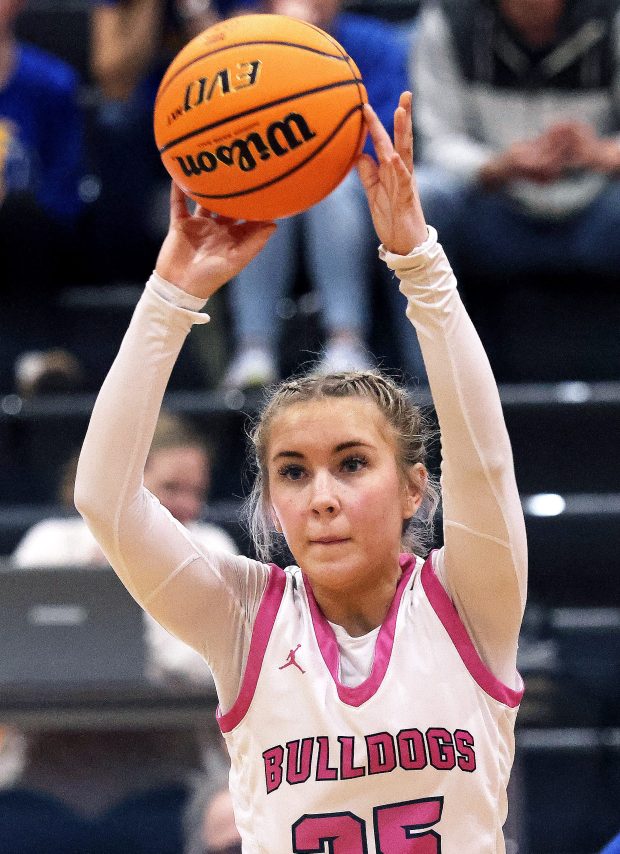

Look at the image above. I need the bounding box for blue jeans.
[229,169,427,381]
[229,170,373,343]
[416,168,620,278]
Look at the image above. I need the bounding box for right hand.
[155,182,276,300]
[357,92,428,255]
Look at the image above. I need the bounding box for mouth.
[309,537,350,545]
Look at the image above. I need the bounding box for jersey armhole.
[217,564,287,733]
[421,552,524,708]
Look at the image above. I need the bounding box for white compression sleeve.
[381,228,527,687]
[75,273,269,713]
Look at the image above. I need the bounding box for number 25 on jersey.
[292,796,443,853]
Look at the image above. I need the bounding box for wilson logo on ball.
[154,13,368,218]
[175,112,317,175]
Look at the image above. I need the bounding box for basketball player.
[75,92,527,852]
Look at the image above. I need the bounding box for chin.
[303,553,368,591]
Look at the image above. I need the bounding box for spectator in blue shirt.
[0,42,82,223]
[0,0,85,390]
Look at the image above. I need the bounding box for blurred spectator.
[14,347,85,398]
[88,0,219,282]
[184,776,241,854]
[13,409,238,679]
[87,0,245,388]
[222,0,427,387]
[1,411,237,853]
[413,0,620,281]
[201,787,241,854]
[0,0,85,391]
[0,728,25,788]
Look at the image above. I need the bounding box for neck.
[310,561,403,637]
[520,23,560,49]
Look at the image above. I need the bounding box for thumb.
[169,181,190,223]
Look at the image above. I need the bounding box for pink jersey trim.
[421,553,524,708]
[304,554,416,707]
[217,564,287,733]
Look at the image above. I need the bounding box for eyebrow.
[271,440,374,462]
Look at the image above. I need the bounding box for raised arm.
[358,94,527,686]
[75,188,275,709]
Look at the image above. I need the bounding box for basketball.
[153,14,368,220]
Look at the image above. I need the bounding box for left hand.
[155,182,276,300]
[357,91,428,256]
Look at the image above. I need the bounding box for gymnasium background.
[0,0,618,852]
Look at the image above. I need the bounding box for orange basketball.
[153,14,367,220]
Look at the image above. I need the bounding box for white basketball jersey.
[218,553,523,853]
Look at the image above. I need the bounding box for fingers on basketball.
[363,103,394,164]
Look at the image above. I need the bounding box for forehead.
[267,397,394,456]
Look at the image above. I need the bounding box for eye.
[278,463,306,481]
[341,455,368,473]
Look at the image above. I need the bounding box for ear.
[402,463,428,520]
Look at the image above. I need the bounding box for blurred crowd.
[1,0,619,396]
[1,0,620,851]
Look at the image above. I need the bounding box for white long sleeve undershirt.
[75,227,527,712]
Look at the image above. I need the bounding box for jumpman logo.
[278,644,305,674]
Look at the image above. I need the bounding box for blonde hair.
[244,370,440,563]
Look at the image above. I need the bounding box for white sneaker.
[222,346,278,388]
[318,340,373,374]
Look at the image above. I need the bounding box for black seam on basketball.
[155,40,349,105]
[299,23,367,160]
[344,56,367,161]
[187,103,363,201]
[159,78,363,153]
[304,21,352,55]
[304,23,365,107]
[315,33,367,163]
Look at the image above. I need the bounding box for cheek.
[373,478,409,531]
[351,484,399,530]
[272,491,302,532]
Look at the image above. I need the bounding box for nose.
[308,471,340,516]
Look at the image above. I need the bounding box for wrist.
[150,271,208,312]
[385,207,428,255]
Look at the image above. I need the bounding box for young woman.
[75,92,527,853]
